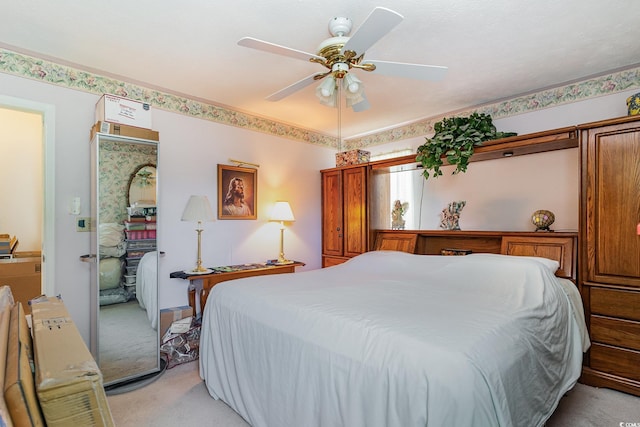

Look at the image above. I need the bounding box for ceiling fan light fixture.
[343,73,363,94]
[317,75,336,97]
[316,75,337,107]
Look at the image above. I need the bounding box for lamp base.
[274,259,294,265]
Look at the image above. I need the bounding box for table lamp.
[270,201,295,264]
[181,195,215,274]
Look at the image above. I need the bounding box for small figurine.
[440,200,466,230]
[391,200,408,230]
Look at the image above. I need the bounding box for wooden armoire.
[321,165,368,267]
[579,115,640,396]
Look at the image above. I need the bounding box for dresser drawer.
[590,287,640,321]
[590,315,640,351]
[590,343,640,382]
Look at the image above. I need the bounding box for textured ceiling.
[2,0,639,139]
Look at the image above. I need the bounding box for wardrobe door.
[342,167,368,258]
[582,120,640,288]
[321,169,343,258]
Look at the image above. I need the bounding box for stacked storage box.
[124,215,157,292]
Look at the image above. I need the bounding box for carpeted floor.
[108,360,640,426]
[99,300,159,384]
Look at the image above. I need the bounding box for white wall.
[155,108,333,308]
[0,72,335,342]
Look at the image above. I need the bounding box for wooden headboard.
[373,230,577,281]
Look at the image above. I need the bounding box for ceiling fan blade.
[238,37,324,62]
[266,73,325,102]
[351,94,370,112]
[366,60,448,81]
[341,7,403,55]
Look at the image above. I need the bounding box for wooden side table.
[170,261,305,316]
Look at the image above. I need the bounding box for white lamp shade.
[270,201,295,222]
[181,195,215,222]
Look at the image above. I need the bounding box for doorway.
[0,95,56,297]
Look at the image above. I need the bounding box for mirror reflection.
[128,164,157,207]
[94,136,159,386]
[370,164,424,231]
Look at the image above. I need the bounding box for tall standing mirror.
[90,133,160,388]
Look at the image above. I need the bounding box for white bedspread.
[199,252,589,427]
[136,251,158,330]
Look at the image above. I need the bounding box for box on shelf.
[91,121,159,141]
[125,229,156,240]
[31,296,114,427]
[0,234,18,255]
[95,94,152,130]
[126,240,156,250]
[124,221,146,231]
[335,149,371,166]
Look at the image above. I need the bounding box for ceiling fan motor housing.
[328,17,352,37]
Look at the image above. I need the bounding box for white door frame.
[0,95,56,296]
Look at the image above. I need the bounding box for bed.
[136,250,158,330]
[199,248,589,426]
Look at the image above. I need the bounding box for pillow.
[515,256,560,273]
[99,257,123,290]
[467,253,559,274]
[99,223,124,247]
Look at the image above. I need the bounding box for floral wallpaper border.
[344,67,640,150]
[1,47,638,150]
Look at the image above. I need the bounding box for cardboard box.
[0,257,41,307]
[31,296,114,427]
[0,303,15,427]
[4,302,45,426]
[90,121,159,141]
[160,306,193,339]
[335,149,371,166]
[95,94,152,129]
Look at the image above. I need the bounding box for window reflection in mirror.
[371,164,424,230]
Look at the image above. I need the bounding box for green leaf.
[416,112,517,180]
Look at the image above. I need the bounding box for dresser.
[579,115,640,396]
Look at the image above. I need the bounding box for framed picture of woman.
[217,164,257,220]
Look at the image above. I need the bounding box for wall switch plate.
[77,217,91,232]
[70,196,81,215]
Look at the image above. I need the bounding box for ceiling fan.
[237,7,448,112]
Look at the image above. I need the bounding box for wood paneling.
[370,230,577,280]
[501,235,576,280]
[373,232,417,253]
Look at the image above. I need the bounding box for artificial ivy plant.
[415,112,516,180]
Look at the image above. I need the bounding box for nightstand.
[170,261,305,316]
